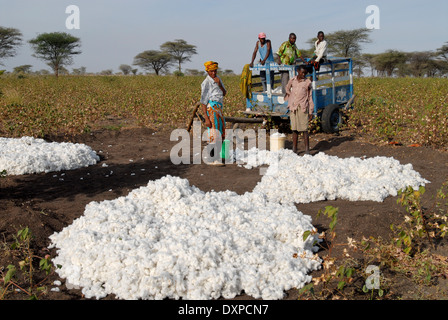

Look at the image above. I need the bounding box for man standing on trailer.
[250,32,275,92]
[276,33,306,94]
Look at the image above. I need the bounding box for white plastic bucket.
[270,133,286,151]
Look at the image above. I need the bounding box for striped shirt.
[285,77,314,113]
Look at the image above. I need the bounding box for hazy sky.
[1,0,447,74]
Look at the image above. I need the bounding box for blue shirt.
[258,40,274,63]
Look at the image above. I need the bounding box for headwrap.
[204,61,219,72]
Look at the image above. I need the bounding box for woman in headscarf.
[200,61,227,165]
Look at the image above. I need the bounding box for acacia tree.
[29,32,81,77]
[373,50,407,77]
[425,59,448,77]
[72,66,86,75]
[325,28,372,58]
[437,42,448,62]
[406,51,437,77]
[13,64,33,74]
[361,53,378,77]
[160,39,197,73]
[119,64,132,75]
[0,26,23,65]
[133,50,173,75]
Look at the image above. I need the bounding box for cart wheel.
[321,104,342,133]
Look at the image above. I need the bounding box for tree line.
[304,28,448,78]
[0,27,199,77]
[358,50,448,78]
[1,26,447,78]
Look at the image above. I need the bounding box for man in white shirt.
[309,31,328,73]
[314,31,328,64]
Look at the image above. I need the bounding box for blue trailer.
[242,57,355,133]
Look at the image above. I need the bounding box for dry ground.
[1,124,448,302]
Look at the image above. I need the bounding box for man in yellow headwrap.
[200,61,227,165]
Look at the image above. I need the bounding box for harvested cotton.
[232,148,429,204]
[47,146,428,300]
[0,136,99,175]
[49,175,321,300]
[231,147,275,169]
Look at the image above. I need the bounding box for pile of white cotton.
[49,175,321,300]
[0,136,99,175]
[236,149,429,204]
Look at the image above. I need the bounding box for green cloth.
[240,64,252,99]
[276,41,302,65]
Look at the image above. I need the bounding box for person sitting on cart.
[200,61,227,166]
[276,33,307,94]
[285,65,314,155]
[309,31,328,72]
[249,32,275,92]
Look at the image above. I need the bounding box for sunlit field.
[347,77,448,150]
[1,74,447,150]
[0,75,244,138]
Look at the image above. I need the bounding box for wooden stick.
[187,102,201,132]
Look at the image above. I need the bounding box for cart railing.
[310,57,353,112]
[250,63,295,96]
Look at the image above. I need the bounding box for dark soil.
[1,124,448,301]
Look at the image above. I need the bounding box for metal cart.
[240,57,355,133]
